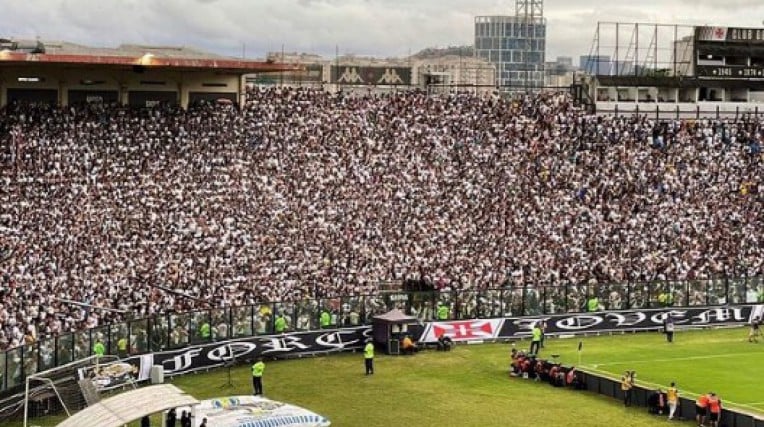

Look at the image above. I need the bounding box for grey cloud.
[4,0,763,61]
[677,0,764,7]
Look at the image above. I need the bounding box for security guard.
[252,358,265,395]
[117,336,128,359]
[364,339,375,375]
[320,310,331,329]
[658,292,675,307]
[529,324,542,355]
[658,292,668,306]
[93,339,105,358]
[200,321,211,341]
[274,314,287,334]
[587,295,599,312]
[437,303,449,321]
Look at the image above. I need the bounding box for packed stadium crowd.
[0,88,762,351]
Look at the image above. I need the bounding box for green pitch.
[11,327,762,427]
[551,326,764,416]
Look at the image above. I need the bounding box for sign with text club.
[695,26,764,80]
[696,26,764,43]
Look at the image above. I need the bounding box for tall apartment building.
[474,0,546,90]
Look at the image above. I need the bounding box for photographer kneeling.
[401,335,418,355]
[437,334,453,352]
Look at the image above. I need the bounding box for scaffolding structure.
[584,22,696,78]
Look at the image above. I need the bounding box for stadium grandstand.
[2,84,762,352]
[0,29,763,427]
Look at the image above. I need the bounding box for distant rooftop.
[411,46,474,60]
[0,38,297,73]
[37,40,231,60]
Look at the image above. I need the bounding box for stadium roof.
[55,384,199,427]
[0,39,299,73]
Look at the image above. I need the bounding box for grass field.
[553,326,764,415]
[12,326,763,427]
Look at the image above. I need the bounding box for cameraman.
[437,334,453,351]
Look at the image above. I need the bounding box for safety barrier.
[579,369,764,427]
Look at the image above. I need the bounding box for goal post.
[22,354,125,427]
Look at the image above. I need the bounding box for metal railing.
[595,103,764,120]
[0,275,761,394]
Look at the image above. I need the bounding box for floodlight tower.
[515,0,543,20]
[516,0,545,91]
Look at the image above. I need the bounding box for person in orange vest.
[401,335,416,355]
[707,392,722,427]
[695,393,710,427]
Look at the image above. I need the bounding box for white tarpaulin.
[193,396,331,427]
[56,385,199,427]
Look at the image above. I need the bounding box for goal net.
[22,355,138,427]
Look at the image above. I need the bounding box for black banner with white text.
[418,305,763,342]
[130,326,371,377]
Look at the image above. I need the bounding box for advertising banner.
[498,305,761,339]
[419,319,505,342]
[192,396,331,427]
[131,326,371,377]
[330,66,412,85]
[76,354,153,391]
[416,305,762,342]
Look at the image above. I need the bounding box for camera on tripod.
[219,343,236,389]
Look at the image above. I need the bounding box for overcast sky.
[5,0,764,61]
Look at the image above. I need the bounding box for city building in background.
[579,55,611,75]
[251,48,496,94]
[545,56,578,87]
[555,56,573,67]
[474,0,546,91]
[611,60,634,76]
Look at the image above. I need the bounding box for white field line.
[580,364,764,415]
[590,351,752,367]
